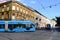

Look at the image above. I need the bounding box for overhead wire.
[37,0,45,10]
[38,0,60,9]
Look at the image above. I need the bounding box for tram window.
[30,24,35,28]
[13,24,18,28]
[22,24,26,28]
[26,24,30,27]
[26,24,30,30]
[0,24,5,28]
[8,24,14,30]
[8,24,18,29]
[18,24,22,28]
[18,24,26,28]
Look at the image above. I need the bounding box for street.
[0,30,60,40]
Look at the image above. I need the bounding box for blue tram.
[0,20,36,32]
[8,20,36,32]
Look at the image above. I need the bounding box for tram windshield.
[26,24,35,28]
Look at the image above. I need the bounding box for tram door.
[5,21,8,32]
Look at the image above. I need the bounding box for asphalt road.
[0,30,60,40]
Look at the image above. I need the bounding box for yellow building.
[0,0,51,27]
[0,0,35,21]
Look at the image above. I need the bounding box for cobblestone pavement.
[0,30,60,40]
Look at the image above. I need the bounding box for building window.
[2,8,4,12]
[17,7,19,11]
[36,17,38,20]
[12,13,15,20]
[12,15,15,20]
[23,10,25,13]
[7,7,9,11]
[12,6,15,10]
[4,5,6,7]
[2,12,4,15]
[39,19,41,21]
[20,9,22,12]
[26,11,28,14]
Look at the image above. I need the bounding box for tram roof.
[8,20,34,24]
[0,20,34,24]
[0,20,5,24]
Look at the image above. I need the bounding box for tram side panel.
[8,21,36,32]
[0,21,36,32]
[8,21,26,32]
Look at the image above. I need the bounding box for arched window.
[36,17,38,20]
[12,6,15,10]
[12,13,15,20]
[39,19,41,21]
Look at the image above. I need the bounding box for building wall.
[50,20,57,28]
[0,1,54,28]
[11,2,36,22]
[0,3,12,20]
[0,1,36,22]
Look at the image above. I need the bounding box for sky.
[16,0,60,19]
[6,0,60,19]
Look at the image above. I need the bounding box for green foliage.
[55,17,60,26]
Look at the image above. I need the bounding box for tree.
[56,17,60,26]
[52,18,56,21]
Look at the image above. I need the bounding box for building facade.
[0,0,35,21]
[0,0,56,28]
[50,20,57,28]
